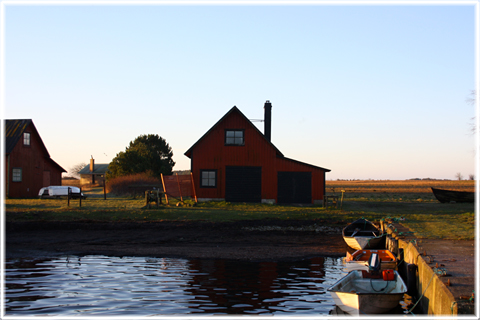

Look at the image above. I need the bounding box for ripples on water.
[6,255,346,316]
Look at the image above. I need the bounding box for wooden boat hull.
[342,219,384,250]
[327,270,407,316]
[343,235,385,250]
[431,187,474,203]
[343,249,397,272]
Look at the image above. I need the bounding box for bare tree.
[469,174,475,180]
[455,172,464,181]
[67,162,87,179]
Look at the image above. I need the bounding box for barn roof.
[5,119,34,154]
[184,106,330,172]
[4,119,66,172]
[184,106,284,158]
[78,163,110,175]
[280,156,331,172]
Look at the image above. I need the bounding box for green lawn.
[5,187,475,240]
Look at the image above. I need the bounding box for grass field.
[5,180,476,240]
[325,179,475,202]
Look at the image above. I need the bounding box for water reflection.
[5,255,346,316]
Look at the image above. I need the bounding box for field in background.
[325,179,475,202]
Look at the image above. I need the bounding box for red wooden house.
[184,101,330,204]
[5,119,66,198]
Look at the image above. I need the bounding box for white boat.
[343,249,397,272]
[342,218,384,250]
[327,269,407,316]
[38,186,86,199]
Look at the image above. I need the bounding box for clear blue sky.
[2,1,477,180]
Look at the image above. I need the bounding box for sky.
[2,1,478,180]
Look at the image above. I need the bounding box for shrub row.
[106,173,162,196]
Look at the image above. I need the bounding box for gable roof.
[184,106,330,172]
[4,119,66,172]
[5,119,34,154]
[281,156,331,172]
[184,106,284,158]
[78,163,110,175]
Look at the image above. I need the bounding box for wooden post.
[103,180,106,200]
[67,187,71,207]
[340,190,345,209]
[176,173,183,202]
[190,172,197,203]
[79,187,82,207]
[161,173,169,204]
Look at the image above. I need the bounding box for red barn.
[184,101,330,204]
[5,119,66,198]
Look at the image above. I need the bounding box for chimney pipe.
[90,158,94,172]
[264,100,272,142]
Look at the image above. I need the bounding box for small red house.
[185,101,330,204]
[5,119,66,198]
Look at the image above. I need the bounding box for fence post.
[79,187,82,207]
[103,180,107,200]
[145,190,150,209]
[67,187,71,207]
[161,173,169,204]
[190,172,197,203]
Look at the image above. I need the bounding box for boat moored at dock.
[343,249,397,272]
[327,269,407,316]
[342,218,385,250]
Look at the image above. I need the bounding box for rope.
[370,277,390,292]
[450,301,457,315]
[407,272,436,314]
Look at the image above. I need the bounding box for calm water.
[5,255,347,316]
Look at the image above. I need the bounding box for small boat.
[343,249,397,272]
[431,187,474,203]
[342,218,384,250]
[327,268,407,315]
[38,186,86,199]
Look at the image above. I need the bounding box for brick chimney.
[264,100,272,142]
[90,157,94,172]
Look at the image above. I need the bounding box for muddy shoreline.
[6,220,349,261]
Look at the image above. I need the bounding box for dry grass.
[5,180,476,240]
[105,173,162,195]
[326,180,475,202]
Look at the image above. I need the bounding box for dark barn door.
[277,172,312,204]
[225,166,262,203]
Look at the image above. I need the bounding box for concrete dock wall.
[386,229,458,316]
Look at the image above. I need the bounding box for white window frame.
[225,130,244,146]
[12,168,22,182]
[23,132,31,146]
[200,170,217,188]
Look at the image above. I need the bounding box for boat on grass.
[431,187,474,203]
[327,269,407,315]
[342,218,384,250]
[38,186,86,199]
[344,249,397,272]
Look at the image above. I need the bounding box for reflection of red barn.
[185,102,330,204]
[5,119,66,198]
